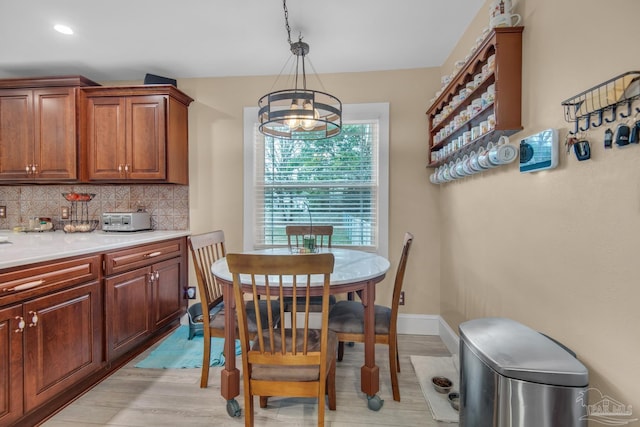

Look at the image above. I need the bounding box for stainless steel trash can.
[459,317,588,427]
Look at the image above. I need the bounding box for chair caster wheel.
[226,399,241,417]
[367,394,384,411]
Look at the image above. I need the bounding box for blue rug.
[135,325,241,369]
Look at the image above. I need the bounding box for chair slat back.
[188,231,226,314]
[286,225,333,250]
[390,232,414,326]
[227,253,334,368]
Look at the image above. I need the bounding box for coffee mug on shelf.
[489,0,521,28]
[455,158,466,177]
[462,155,475,176]
[478,145,496,168]
[488,135,519,165]
[469,150,483,172]
[490,13,521,28]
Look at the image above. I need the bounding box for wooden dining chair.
[286,225,334,251]
[328,232,414,402]
[285,225,342,312]
[188,231,280,388]
[227,252,337,427]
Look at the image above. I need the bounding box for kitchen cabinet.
[0,255,102,425]
[104,238,186,361]
[0,76,99,182]
[426,27,523,167]
[81,86,194,184]
[0,304,23,426]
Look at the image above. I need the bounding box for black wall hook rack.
[562,71,640,134]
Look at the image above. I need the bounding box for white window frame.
[243,102,389,257]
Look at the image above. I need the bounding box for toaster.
[102,212,152,232]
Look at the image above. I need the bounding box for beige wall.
[440,0,640,415]
[179,68,443,315]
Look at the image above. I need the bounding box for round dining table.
[211,247,390,415]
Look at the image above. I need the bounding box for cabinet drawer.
[0,255,101,302]
[104,238,185,276]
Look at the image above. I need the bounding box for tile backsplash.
[0,184,189,231]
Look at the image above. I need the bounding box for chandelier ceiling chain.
[258,0,342,140]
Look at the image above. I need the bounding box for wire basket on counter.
[61,193,99,233]
[61,219,100,233]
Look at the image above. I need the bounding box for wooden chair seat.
[251,329,338,382]
[328,302,392,334]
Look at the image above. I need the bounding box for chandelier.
[258,0,342,140]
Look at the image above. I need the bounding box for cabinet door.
[22,281,102,412]
[0,89,33,179]
[105,266,152,361]
[84,96,127,180]
[126,95,167,180]
[151,257,183,330]
[0,305,24,426]
[33,88,77,180]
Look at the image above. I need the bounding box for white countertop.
[0,229,190,270]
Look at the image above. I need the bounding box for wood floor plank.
[41,334,456,427]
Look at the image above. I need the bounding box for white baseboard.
[396,314,459,355]
[438,316,460,355]
[396,314,440,335]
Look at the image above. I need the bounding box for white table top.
[0,229,190,270]
[211,247,390,287]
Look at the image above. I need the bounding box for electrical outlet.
[0,206,6,219]
[185,286,197,299]
[61,206,70,219]
[399,291,405,305]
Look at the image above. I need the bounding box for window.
[244,103,389,256]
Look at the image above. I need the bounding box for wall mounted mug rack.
[561,71,640,135]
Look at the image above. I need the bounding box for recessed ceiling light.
[54,24,73,35]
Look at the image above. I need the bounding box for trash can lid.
[459,317,589,387]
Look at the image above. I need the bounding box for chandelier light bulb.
[301,100,319,130]
[286,101,301,129]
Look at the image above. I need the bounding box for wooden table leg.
[221,282,241,416]
[360,280,381,408]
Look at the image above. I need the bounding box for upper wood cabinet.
[80,86,194,184]
[0,76,99,182]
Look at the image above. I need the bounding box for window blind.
[252,122,379,249]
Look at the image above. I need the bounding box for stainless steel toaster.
[102,212,152,232]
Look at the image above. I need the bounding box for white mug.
[479,144,497,168]
[488,136,518,165]
[490,13,521,28]
[490,0,514,18]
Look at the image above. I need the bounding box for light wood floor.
[41,334,455,427]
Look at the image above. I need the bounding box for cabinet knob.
[124,164,130,172]
[25,165,31,174]
[28,311,38,327]
[118,164,123,173]
[32,164,38,173]
[155,271,160,281]
[14,316,25,333]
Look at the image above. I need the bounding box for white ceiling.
[0,0,485,82]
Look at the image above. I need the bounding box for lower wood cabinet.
[0,305,23,426]
[0,281,102,426]
[104,237,186,361]
[105,256,183,361]
[0,236,187,426]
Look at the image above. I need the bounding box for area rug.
[135,325,241,369]
[410,355,460,423]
